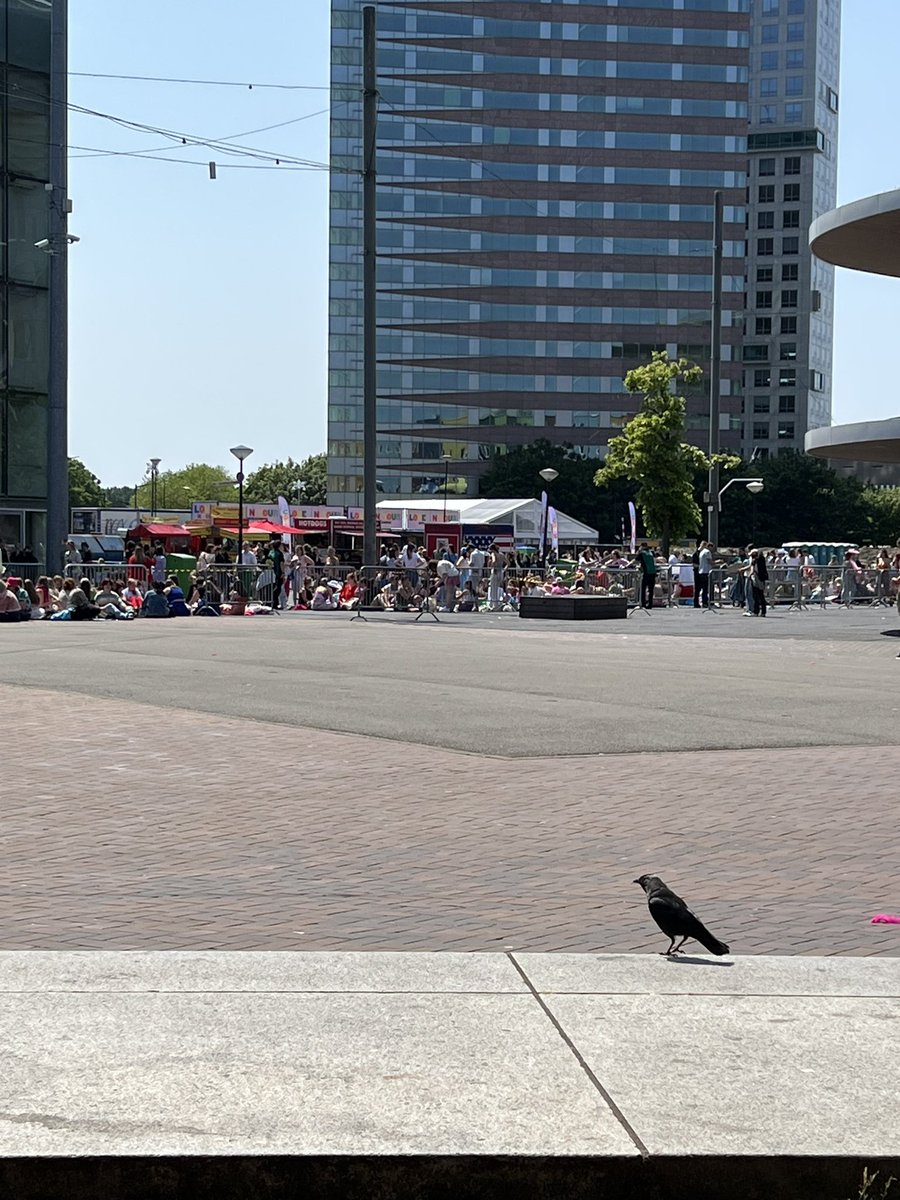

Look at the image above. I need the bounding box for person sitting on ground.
[339,572,360,609]
[93,578,134,619]
[24,578,46,619]
[0,579,22,622]
[550,577,569,595]
[311,581,337,611]
[220,589,246,616]
[457,580,479,612]
[166,577,190,617]
[394,575,416,612]
[67,583,102,620]
[5,577,31,618]
[141,582,171,618]
[78,575,94,603]
[122,579,144,611]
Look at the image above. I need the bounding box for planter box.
[519,595,628,621]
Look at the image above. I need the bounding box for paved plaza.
[1,608,898,957]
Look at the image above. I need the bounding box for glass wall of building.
[0,0,52,557]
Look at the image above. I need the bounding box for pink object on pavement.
[870,914,900,924]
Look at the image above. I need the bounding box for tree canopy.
[243,453,327,505]
[135,463,234,511]
[68,457,103,511]
[595,351,736,552]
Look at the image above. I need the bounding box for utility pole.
[362,5,378,570]
[46,0,68,575]
[706,189,723,548]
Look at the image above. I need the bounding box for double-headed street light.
[230,445,253,580]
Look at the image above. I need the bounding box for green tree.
[862,486,900,547]
[68,457,103,511]
[101,485,137,507]
[478,439,635,540]
[718,452,870,548]
[243,453,327,505]
[595,352,736,554]
[136,463,233,511]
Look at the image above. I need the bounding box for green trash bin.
[166,554,198,595]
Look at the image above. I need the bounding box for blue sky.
[69,1,897,486]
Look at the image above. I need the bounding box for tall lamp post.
[440,454,452,520]
[716,477,764,542]
[230,445,253,580]
[149,458,161,517]
[539,467,558,566]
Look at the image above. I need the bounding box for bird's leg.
[671,936,689,954]
[661,938,676,956]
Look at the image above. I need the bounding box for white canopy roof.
[376,498,599,543]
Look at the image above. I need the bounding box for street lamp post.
[230,445,253,586]
[440,454,452,520]
[538,467,558,566]
[149,458,161,517]
[715,477,764,541]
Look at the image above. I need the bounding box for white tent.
[376,498,599,544]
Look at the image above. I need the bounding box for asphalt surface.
[2,607,898,756]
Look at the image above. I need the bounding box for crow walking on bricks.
[634,874,730,956]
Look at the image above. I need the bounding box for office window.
[779,368,796,386]
[783,182,800,202]
[785,103,802,123]
[757,237,774,255]
[754,369,771,388]
[810,369,824,390]
[811,288,822,311]
[761,24,779,43]
[787,0,804,11]
[778,422,795,440]
[782,236,799,254]
[756,290,773,309]
[753,422,770,441]
[785,76,803,96]
[779,395,796,413]
[786,22,804,41]
[759,104,777,124]
[744,344,769,361]
[761,51,778,71]
[780,315,798,334]
[753,396,770,413]
[783,210,800,228]
[758,184,775,203]
[780,342,797,360]
[760,78,777,98]
[781,289,798,307]
[755,317,772,335]
[758,211,775,229]
[782,263,799,281]
[824,86,839,112]
[762,0,779,12]
[786,48,804,68]
[759,157,776,176]
[784,156,801,174]
[757,266,774,282]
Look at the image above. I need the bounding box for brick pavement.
[3,683,898,956]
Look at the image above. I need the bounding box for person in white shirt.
[398,542,423,581]
[240,541,257,567]
[151,544,167,584]
[468,544,485,584]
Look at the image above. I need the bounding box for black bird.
[634,874,730,956]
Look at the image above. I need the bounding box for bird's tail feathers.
[696,926,730,956]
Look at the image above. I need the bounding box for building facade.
[744,0,839,458]
[0,0,57,557]
[328,0,837,505]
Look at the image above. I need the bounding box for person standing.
[638,542,657,610]
[694,541,712,609]
[151,542,167,585]
[468,542,485,587]
[750,548,769,616]
[487,544,505,611]
[267,538,286,609]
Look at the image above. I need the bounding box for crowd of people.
[2,534,898,623]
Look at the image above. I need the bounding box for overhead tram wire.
[69,71,329,91]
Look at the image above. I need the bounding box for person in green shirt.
[638,543,657,610]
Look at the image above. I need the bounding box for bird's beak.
[632,878,641,885]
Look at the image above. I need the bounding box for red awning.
[245,521,300,536]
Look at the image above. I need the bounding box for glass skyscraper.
[328,0,837,504]
[0,0,55,555]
